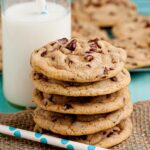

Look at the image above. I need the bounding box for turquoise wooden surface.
[0,74,22,113]
[0,0,150,113]
[132,0,150,15]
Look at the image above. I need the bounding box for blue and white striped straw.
[0,124,109,150]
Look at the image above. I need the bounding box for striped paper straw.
[0,124,108,150]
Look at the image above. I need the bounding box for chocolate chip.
[88,38,101,49]
[88,38,99,43]
[96,75,99,78]
[41,50,47,57]
[131,5,136,10]
[106,131,114,137]
[68,59,74,65]
[65,58,74,67]
[145,22,150,28]
[34,73,48,82]
[86,48,96,53]
[64,104,73,110]
[127,37,133,40]
[37,73,43,79]
[93,3,101,7]
[123,97,126,103]
[101,76,107,79]
[33,72,43,79]
[86,64,91,68]
[106,0,113,4]
[98,50,104,54]
[109,67,114,70]
[109,12,115,15]
[51,56,55,61]
[36,73,48,82]
[33,72,37,76]
[110,76,118,82]
[84,55,94,61]
[92,0,101,7]
[133,18,138,22]
[100,37,105,40]
[128,55,134,58]
[122,70,126,75]
[89,43,97,50]
[50,42,56,46]
[112,58,117,64]
[66,39,77,51]
[132,63,138,66]
[51,114,58,122]
[104,67,109,74]
[58,38,68,44]
[35,50,39,53]
[133,42,144,49]
[102,131,107,135]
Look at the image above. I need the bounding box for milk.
[2,2,71,107]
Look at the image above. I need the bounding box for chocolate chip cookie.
[71,118,132,148]
[31,38,126,83]
[72,0,137,27]
[112,16,150,47]
[33,88,130,115]
[111,38,150,69]
[34,118,132,148]
[31,68,130,96]
[72,19,109,40]
[33,98,133,136]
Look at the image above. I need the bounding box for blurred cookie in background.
[72,16,109,40]
[112,15,150,47]
[111,38,150,70]
[72,0,138,27]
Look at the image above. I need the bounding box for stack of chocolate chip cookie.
[31,37,133,148]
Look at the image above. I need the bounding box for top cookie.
[31,38,126,83]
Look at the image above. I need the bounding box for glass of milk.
[1,0,71,107]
